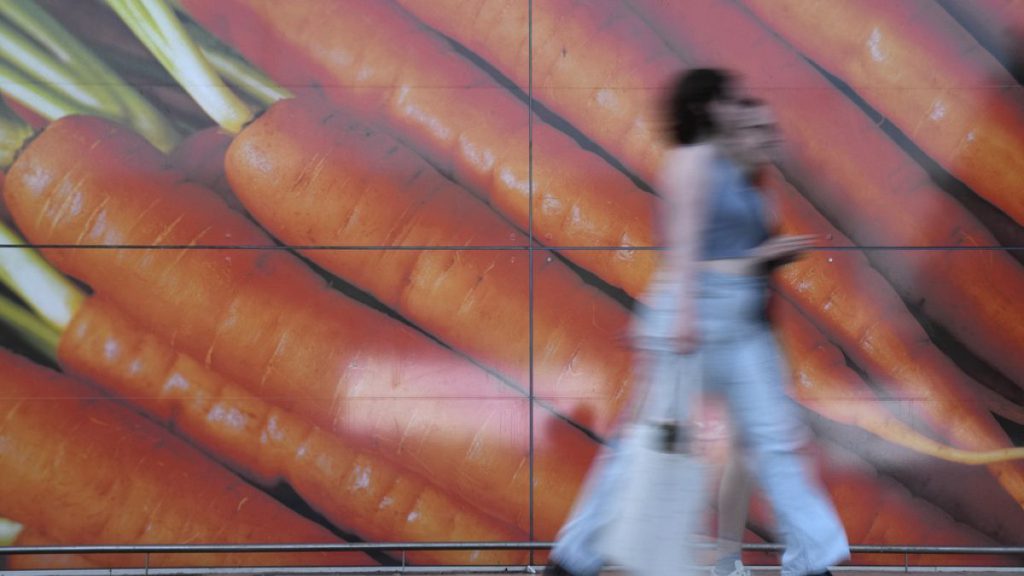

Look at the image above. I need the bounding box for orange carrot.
[168,126,245,212]
[772,292,1024,467]
[157,5,1024,506]
[2,114,598,540]
[814,406,1024,549]
[975,385,1024,426]
[0,347,372,569]
[767,169,1024,460]
[630,0,1024,402]
[398,0,1024,501]
[767,282,1024,535]
[396,0,677,186]
[180,0,660,298]
[66,0,640,436]
[740,0,1024,228]
[406,0,1024,253]
[224,94,634,434]
[58,296,529,565]
[418,0,1024,412]
[396,0,1024,445]
[167,0,1024,537]
[168,126,231,191]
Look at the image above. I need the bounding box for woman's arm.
[658,144,714,353]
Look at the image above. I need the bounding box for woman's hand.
[671,307,701,354]
[671,329,700,355]
[620,330,699,354]
[620,311,699,354]
[750,234,821,265]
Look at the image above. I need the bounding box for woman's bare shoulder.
[660,143,719,186]
[663,143,718,170]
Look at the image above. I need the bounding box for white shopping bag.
[600,351,710,576]
[600,420,709,576]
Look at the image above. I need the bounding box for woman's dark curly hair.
[664,68,734,145]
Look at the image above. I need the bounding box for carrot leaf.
[0,57,82,120]
[0,0,181,152]
[0,57,81,124]
[180,18,292,107]
[0,518,23,546]
[106,0,253,134]
[0,30,98,131]
[0,13,121,118]
[0,95,34,170]
[0,293,60,362]
[165,1,289,106]
[0,221,84,333]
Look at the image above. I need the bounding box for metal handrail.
[2,542,1024,555]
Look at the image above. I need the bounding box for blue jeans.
[550,271,849,576]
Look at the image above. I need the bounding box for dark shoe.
[542,559,576,576]
[807,571,833,576]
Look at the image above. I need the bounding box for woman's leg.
[709,327,848,576]
[715,448,753,575]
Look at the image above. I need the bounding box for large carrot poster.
[0,0,1022,571]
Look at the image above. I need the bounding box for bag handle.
[628,349,702,453]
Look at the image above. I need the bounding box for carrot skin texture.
[396,0,678,186]
[58,297,529,565]
[630,0,1024,396]
[180,0,659,297]
[224,95,634,434]
[3,114,596,539]
[740,0,1024,228]
[0,348,371,569]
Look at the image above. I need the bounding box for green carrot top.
[106,0,291,133]
[0,0,181,151]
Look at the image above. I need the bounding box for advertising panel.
[0,0,1022,571]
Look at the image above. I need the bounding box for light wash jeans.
[550,271,849,576]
